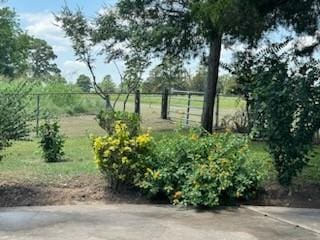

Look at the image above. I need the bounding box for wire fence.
[25,92,174,137]
[5,89,320,143]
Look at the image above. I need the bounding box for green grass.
[248,141,320,184]
[1,137,99,184]
[2,130,319,186]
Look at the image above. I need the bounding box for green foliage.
[28,37,61,78]
[39,118,65,162]
[138,131,266,207]
[0,6,60,78]
[93,121,153,188]
[247,46,320,186]
[99,75,116,93]
[94,0,320,132]
[96,110,140,136]
[76,74,92,92]
[188,65,206,92]
[0,82,30,159]
[142,57,189,92]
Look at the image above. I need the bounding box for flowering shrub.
[137,131,267,207]
[93,121,153,188]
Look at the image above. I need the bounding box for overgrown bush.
[92,121,152,189]
[251,54,320,186]
[138,131,267,207]
[39,119,65,162]
[96,110,140,136]
[93,122,267,206]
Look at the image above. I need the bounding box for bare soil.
[248,182,320,208]
[0,176,149,208]
[1,177,320,208]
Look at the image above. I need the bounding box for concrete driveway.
[0,204,319,240]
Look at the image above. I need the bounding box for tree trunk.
[201,34,222,133]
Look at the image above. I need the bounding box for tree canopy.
[76,74,92,92]
[0,6,61,79]
[100,75,117,93]
[95,0,320,132]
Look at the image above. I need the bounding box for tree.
[0,6,61,79]
[0,7,29,77]
[100,75,116,93]
[219,75,237,95]
[142,58,188,93]
[76,74,92,92]
[28,37,61,78]
[0,82,30,159]
[188,65,206,92]
[56,7,150,110]
[96,0,320,132]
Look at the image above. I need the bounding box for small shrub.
[96,110,140,136]
[92,121,152,189]
[39,119,65,162]
[137,131,267,207]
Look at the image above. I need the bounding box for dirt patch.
[1,177,320,208]
[0,176,149,208]
[246,182,320,208]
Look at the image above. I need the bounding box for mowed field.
[27,94,245,137]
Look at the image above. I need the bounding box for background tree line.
[0,6,61,81]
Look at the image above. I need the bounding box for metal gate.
[168,89,220,128]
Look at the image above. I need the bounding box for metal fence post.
[186,92,191,126]
[36,94,40,137]
[134,90,140,115]
[215,93,220,130]
[161,88,169,119]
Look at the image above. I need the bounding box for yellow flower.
[93,137,104,151]
[191,134,198,141]
[136,133,151,147]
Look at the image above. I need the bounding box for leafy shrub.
[92,121,152,189]
[137,131,267,207]
[251,53,320,186]
[96,110,140,136]
[0,82,30,160]
[39,119,65,162]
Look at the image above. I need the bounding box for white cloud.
[63,60,87,72]
[20,11,72,56]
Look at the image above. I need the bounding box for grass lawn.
[1,137,99,184]
[1,131,320,186]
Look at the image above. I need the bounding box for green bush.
[96,110,140,136]
[0,82,30,159]
[39,119,65,162]
[137,131,267,207]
